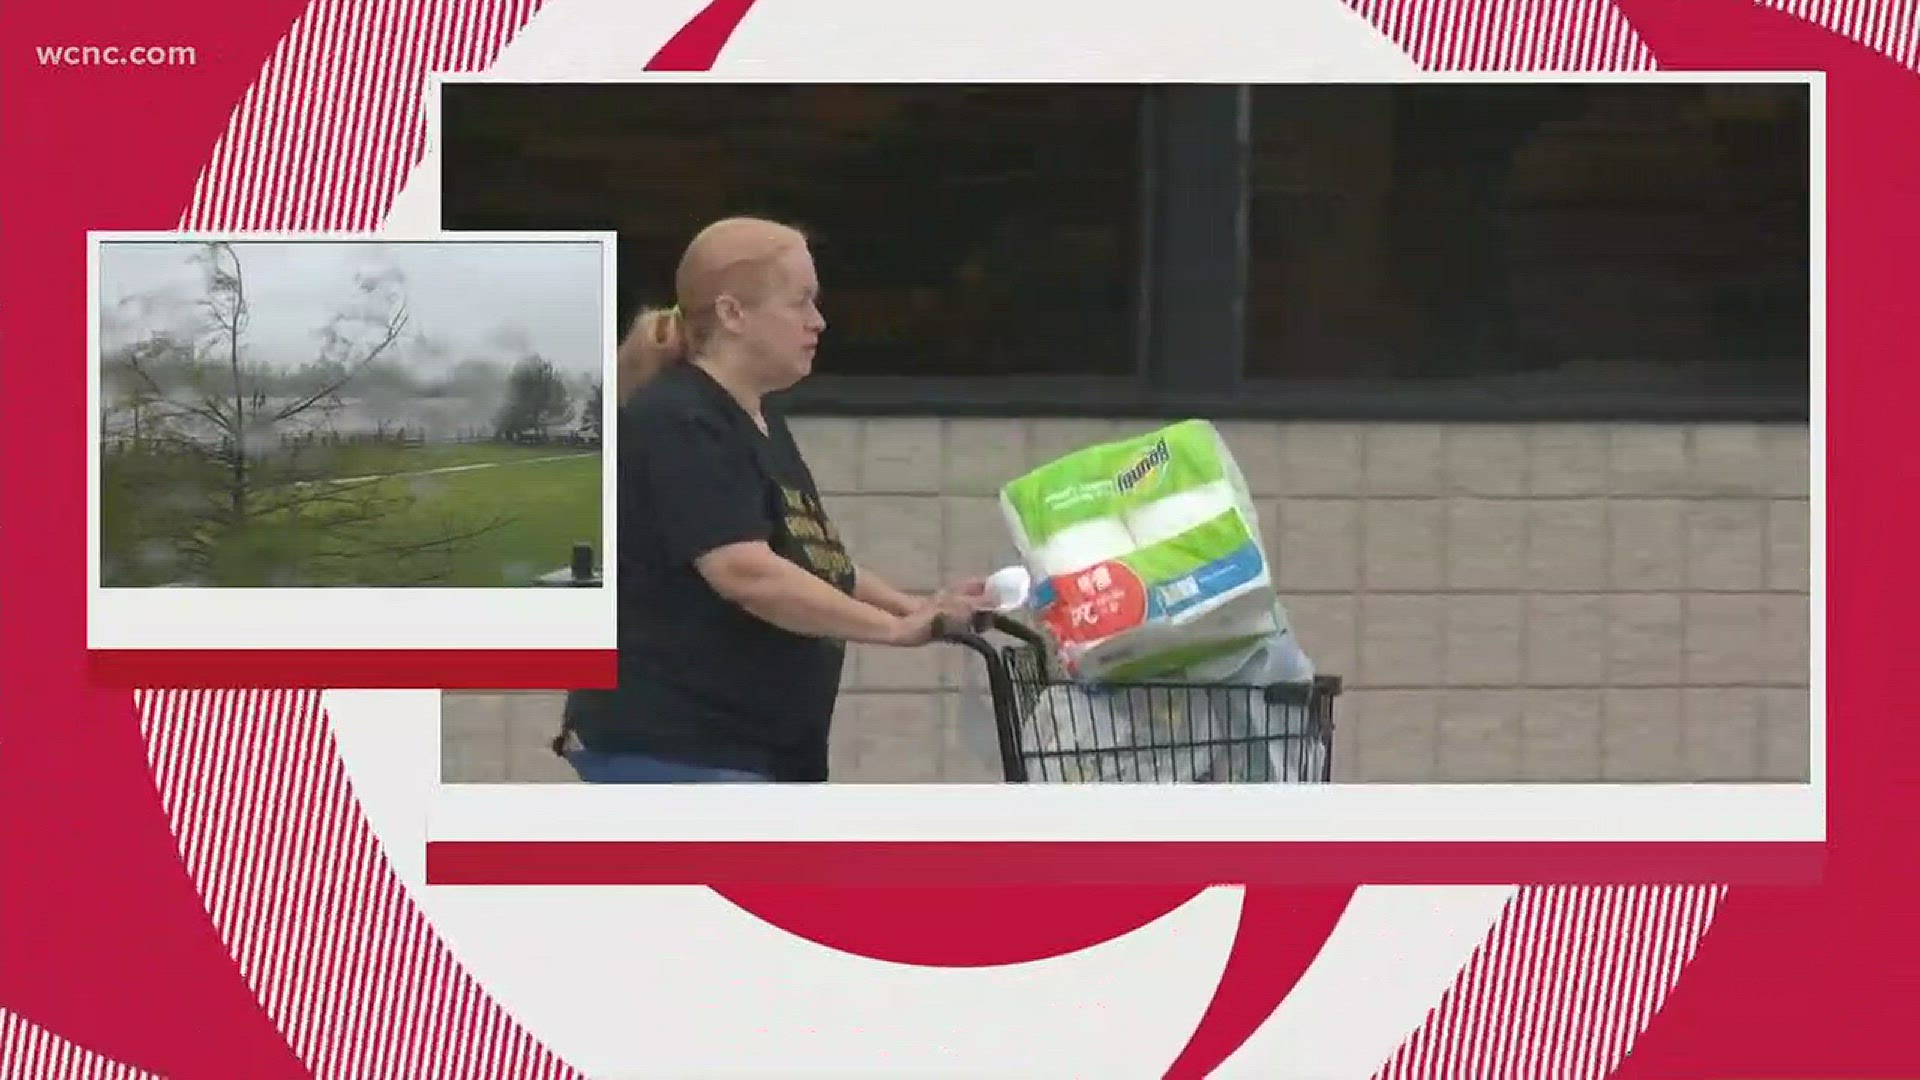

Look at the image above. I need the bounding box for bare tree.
[99,347,169,450]
[106,242,511,586]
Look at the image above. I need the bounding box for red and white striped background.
[1376,887,1725,1080]
[0,1010,157,1080]
[141,690,580,1079]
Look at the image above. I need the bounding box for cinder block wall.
[442,418,1812,785]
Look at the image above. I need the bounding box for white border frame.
[426,781,1824,843]
[88,230,620,652]
[417,72,1822,844]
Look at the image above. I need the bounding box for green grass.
[101,445,603,587]
[365,453,603,586]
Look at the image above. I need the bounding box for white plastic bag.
[1010,603,1322,784]
[1190,621,1325,783]
[1019,683,1220,782]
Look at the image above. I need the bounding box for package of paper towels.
[998,419,1278,681]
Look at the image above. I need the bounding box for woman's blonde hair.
[616,216,809,402]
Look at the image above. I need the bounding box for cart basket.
[934,612,1341,784]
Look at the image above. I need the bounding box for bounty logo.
[1114,438,1172,495]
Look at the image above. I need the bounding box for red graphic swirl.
[717,886,1210,967]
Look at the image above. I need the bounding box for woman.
[561,216,987,784]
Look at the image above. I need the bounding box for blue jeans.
[564,748,770,784]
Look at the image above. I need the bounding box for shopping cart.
[934,612,1341,784]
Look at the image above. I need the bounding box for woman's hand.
[848,568,992,644]
[880,580,994,647]
[885,590,1000,646]
[925,577,992,618]
[884,604,947,647]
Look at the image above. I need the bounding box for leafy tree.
[494,356,572,439]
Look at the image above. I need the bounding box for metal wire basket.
[935,612,1341,783]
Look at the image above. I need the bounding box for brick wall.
[441,418,1812,785]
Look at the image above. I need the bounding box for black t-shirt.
[568,362,858,781]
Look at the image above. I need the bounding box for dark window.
[439,83,1147,381]
[1243,83,1810,401]
[438,81,1810,420]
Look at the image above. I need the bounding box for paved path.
[308,452,597,486]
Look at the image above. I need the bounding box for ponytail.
[615,305,687,403]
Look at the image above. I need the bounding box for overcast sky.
[97,239,606,378]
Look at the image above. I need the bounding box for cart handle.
[931,610,1042,645]
[931,612,1035,782]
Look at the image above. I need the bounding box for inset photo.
[88,233,617,688]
